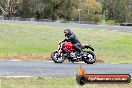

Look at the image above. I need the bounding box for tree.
[0,0,2,14]
[20,0,31,18]
[0,0,2,6]
[46,0,65,21]
[40,0,78,21]
[80,0,102,22]
[126,0,132,22]
[57,0,79,21]
[0,0,21,19]
[102,0,131,23]
[29,0,44,19]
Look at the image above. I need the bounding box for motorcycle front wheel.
[51,51,65,63]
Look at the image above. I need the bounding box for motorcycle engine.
[70,52,77,59]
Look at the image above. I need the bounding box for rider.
[62,28,84,56]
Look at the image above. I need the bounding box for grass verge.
[0,22,132,63]
[0,77,131,88]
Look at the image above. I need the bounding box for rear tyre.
[83,51,96,64]
[51,51,65,63]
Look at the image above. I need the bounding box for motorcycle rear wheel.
[51,51,65,63]
[83,51,96,64]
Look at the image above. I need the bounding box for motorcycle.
[51,41,96,64]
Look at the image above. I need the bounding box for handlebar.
[58,41,63,45]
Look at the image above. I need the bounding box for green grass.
[0,77,131,88]
[0,22,132,63]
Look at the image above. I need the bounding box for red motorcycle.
[51,41,96,64]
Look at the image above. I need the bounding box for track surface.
[0,61,132,77]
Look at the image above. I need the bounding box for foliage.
[0,0,21,19]
[0,0,131,23]
[40,0,79,21]
[106,20,116,25]
[102,0,131,23]
[80,0,102,22]
[20,0,31,18]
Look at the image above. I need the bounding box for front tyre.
[83,51,96,64]
[51,51,65,63]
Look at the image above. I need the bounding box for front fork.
[55,49,62,54]
[54,49,63,59]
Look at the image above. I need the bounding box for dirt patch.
[0,53,51,61]
[115,54,129,59]
[0,53,105,63]
[95,53,105,63]
[96,59,105,63]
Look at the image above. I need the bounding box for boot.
[80,51,84,56]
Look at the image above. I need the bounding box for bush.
[106,20,116,25]
[94,14,103,22]
[81,14,103,22]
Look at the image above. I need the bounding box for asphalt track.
[0,60,132,77]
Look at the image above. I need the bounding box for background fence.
[0,16,99,25]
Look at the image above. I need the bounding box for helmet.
[64,29,71,37]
